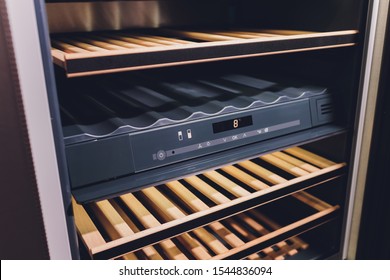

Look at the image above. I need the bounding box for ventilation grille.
[313,97,335,125]
[319,102,334,116]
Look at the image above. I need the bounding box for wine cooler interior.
[37,0,372,259]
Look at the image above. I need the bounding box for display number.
[233,119,239,128]
[213,115,253,134]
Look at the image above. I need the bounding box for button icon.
[178,131,183,141]
[206,141,211,147]
[198,144,203,149]
[157,150,166,161]
[264,128,269,133]
[187,129,192,139]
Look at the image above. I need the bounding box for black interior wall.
[235,0,367,31]
[357,6,390,260]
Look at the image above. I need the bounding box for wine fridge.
[1,0,389,260]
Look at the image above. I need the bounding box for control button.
[264,128,269,133]
[178,131,183,141]
[157,150,166,161]
[206,141,211,147]
[198,144,203,149]
[187,129,192,139]
[242,133,247,138]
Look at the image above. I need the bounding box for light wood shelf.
[72,147,344,259]
[51,29,358,77]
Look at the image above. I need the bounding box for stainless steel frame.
[343,0,390,260]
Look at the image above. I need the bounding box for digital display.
[213,116,253,134]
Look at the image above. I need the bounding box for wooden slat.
[187,165,333,212]
[239,159,333,211]
[167,181,298,259]
[184,176,230,204]
[165,181,211,213]
[110,199,178,260]
[237,214,298,256]
[120,193,209,260]
[71,197,106,250]
[90,200,134,238]
[213,30,279,39]
[211,205,339,260]
[51,39,88,53]
[74,37,128,51]
[224,217,284,260]
[213,31,260,39]
[176,175,292,258]
[88,35,144,49]
[165,30,240,42]
[58,38,108,52]
[249,210,309,250]
[271,151,321,173]
[221,164,312,250]
[260,154,311,177]
[203,170,252,197]
[235,30,280,37]
[148,35,193,45]
[284,147,336,168]
[257,29,314,36]
[293,192,332,212]
[131,35,183,46]
[245,238,305,260]
[165,181,260,260]
[109,34,163,47]
[51,49,66,68]
[184,176,231,205]
[239,160,286,185]
[221,165,270,191]
[89,200,139,260]
[141,187,229,255]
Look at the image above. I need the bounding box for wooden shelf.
[52,29,358,77]
[72,147,344,259]
[113,208,313,261]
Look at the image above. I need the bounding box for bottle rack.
[51,28,358,77]
[72,147,345,259]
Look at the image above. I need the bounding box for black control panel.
[131,99,311,172]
